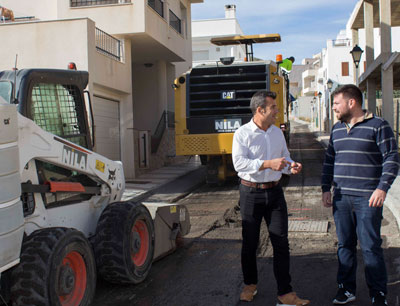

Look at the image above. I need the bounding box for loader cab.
[0,69,93,150]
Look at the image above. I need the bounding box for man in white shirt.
[232,91,310,306]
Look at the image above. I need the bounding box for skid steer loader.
[0,68,190,306]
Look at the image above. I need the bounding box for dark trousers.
[239,183,292,296]
[333,194,387,297]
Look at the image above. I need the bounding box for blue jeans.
[333,194,387,297]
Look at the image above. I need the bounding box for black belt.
[240,179,279,189]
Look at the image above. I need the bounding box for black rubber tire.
[93,201,155,284]
[0,270,11,305]
[10,228,96,306]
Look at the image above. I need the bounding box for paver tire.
[10,228,96,306]
[93,201,155,284]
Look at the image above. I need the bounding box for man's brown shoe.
[277,291,310,306]
[240,284,257,302]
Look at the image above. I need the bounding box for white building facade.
[0,0,203,178]
[192,4,246,66]
[301,3,400,134]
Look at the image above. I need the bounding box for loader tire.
[10,228,96,306]
[94,201,155,284]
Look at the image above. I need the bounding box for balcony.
[331,39,351,47]
[302,69,317,80]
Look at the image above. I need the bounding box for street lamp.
[327,79,334,131]
[350,44,364,86]
[318,91,322,132]
[327,79,333,90]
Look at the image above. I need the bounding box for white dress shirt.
[232,119,293,182]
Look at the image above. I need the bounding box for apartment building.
[192,4,246,66]
[302,3,400,134]
[0,0,203,178]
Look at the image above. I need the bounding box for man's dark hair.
[250,91,277,114]
[332,84,363,106]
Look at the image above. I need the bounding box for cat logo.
[221,91,235,100]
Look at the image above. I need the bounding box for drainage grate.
[288,221,329,233]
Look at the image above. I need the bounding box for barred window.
[70,0,130,7]
[30,83,87,148]
[169,9,181,34]
[148,0,164,17]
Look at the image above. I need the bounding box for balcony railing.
[332,39,351,47]
[70,0,130,7]
[95,27,123,62]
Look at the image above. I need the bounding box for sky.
[191,0,360,63]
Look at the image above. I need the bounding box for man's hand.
[322,191,332,207]
[290,162,302,174]
[369,189,386,207]
[265,157,291,171]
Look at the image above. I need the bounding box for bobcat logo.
[108,169,116,182]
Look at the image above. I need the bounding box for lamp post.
[327,79,333,131]
[350,44,364,86]
[318,91,322,132]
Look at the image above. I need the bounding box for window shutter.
[342,62,349,76]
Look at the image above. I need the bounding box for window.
[0,81,12,103]
[70,0,130,7]
[169,10,181,34]
[148,0,164,17]
[341,62,349,76]
[30,83,88,148]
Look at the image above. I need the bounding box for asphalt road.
[94,121,400,306]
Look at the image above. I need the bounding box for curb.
[385,177,400,231]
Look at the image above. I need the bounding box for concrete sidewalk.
[121,156,205,203]
[294,118,400,232]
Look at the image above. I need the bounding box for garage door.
[93,95,121,161]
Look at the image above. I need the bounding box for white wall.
[0,18,136,178]
[58,0,142,36]
[192,18,239,37]
[325,41,353,85]
[0,19,90,70]
[191,15,246,64]
[0,0,57,20]
[132,61,168,134]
